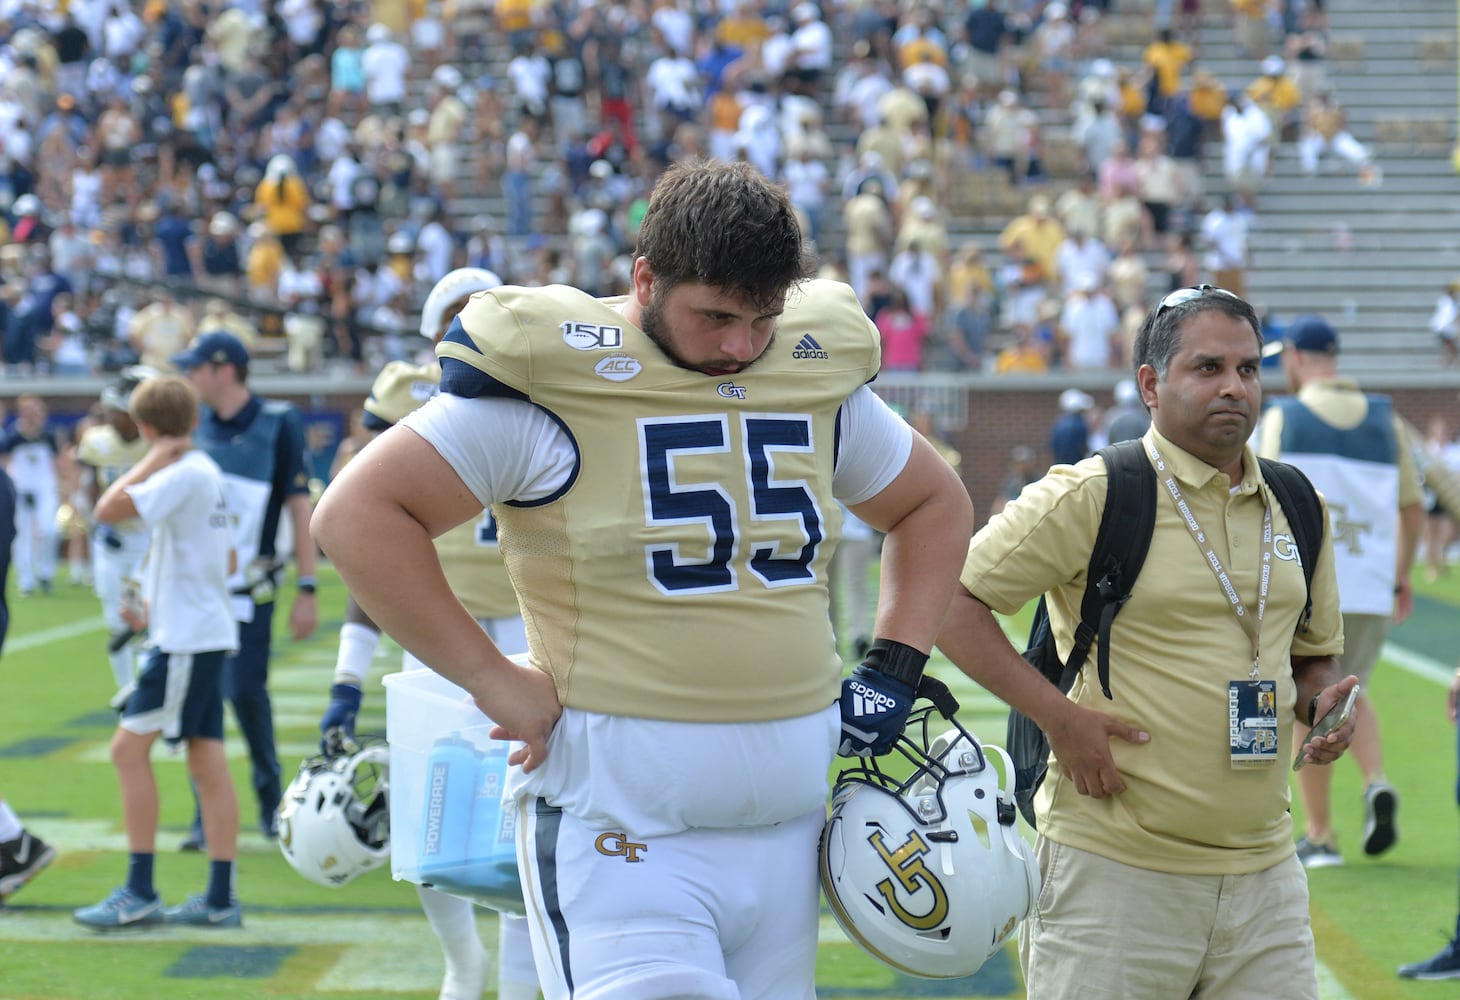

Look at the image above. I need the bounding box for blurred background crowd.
[0,0,1417,381]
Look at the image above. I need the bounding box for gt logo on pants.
[595,831,649,863]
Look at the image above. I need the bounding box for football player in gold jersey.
[314,160,974,998]
[315,267,539,1000]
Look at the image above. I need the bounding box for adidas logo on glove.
[847,680,899,716]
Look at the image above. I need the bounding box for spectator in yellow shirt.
[1143,29,1193,113]
[1246,55,1303,141]
[1189,68,1228,126]
[999,194,1066,285]
[245,222,286,304]
[947,243,995,305]
[716,0,770,53]
[994,323,1051,374]
[252,155,311,258]
[494,0,535,51]
[1115,66,1148,126]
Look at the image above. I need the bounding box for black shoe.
[179,827,207,853]
[0,830,57,898]
[259,816,278,840]
[1398,937,1460,979]
[1362,783,1399,857]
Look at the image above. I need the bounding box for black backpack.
[1007,439,1325,829]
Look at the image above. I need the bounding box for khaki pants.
[1212,267,1246,300]
[1020,839,1317,999]
[1340,612,1390,685]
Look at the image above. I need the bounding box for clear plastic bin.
[382,666,525,914]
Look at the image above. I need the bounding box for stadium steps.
[413,0,1459,379]
[1091,0,1460,374]
[1226,0,1460,372]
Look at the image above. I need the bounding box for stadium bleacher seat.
[1374,116,1415,149]
[1329,35,1365,67]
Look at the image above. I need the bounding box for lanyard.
[1145,439,1272,680]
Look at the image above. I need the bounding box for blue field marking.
[0,735,77,757]
[1388,592,1460,667]
[70,709,124,728]
[166,945,297,979]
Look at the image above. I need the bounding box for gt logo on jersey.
[595,831,648,863]
[562,321,625,351]
[867,828,949,930]
[1272,532,1302,564]
[717,382,746,399]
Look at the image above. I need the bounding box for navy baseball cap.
[1262,314,1338,358]
[171,331,250,370]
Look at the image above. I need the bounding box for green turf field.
[0,565,1456,999]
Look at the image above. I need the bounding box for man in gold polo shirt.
[939,285,1354,998]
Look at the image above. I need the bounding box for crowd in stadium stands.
[0,0,1356,378]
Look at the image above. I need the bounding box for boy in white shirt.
[73,376,241,930]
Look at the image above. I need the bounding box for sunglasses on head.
[1153,284,1242,319]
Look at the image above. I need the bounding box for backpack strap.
[1067,439,1157,699]
[1257,457,1325,632]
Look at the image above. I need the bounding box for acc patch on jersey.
[593,355,641,382]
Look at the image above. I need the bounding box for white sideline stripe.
[6,616,106,650]
[1380,642,1456,686]
[1317,959,1357,1000]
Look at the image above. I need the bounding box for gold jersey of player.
[77,423,148,533]
[365,359,519,620]
[439,279,882,723]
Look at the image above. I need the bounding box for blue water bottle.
[466,740,524,913]
[417,735,479,890]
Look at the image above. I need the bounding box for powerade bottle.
[417,735,479,893]
[466,740,524,913]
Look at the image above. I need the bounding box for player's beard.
[640,291,775,376]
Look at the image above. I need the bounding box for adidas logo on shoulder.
[792,334,830,360]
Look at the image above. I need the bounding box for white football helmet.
[278,742,390,888]
[99,364,162,412]
[820,692,1041,980]
[419,266,503,340]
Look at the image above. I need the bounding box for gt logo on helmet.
[869,828,948,930]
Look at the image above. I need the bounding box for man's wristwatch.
[298,576,317,595]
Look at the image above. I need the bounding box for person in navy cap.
[1257,314,1425,869]
[169,331,319,849]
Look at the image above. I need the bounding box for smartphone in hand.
[1293,686,1360,771]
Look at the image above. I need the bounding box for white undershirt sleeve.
[832,385,915,506]
[399,393,576,505]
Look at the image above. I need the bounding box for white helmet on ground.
[419,266,503,339]
[278,742,390,887]
[820,683,1040,979]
